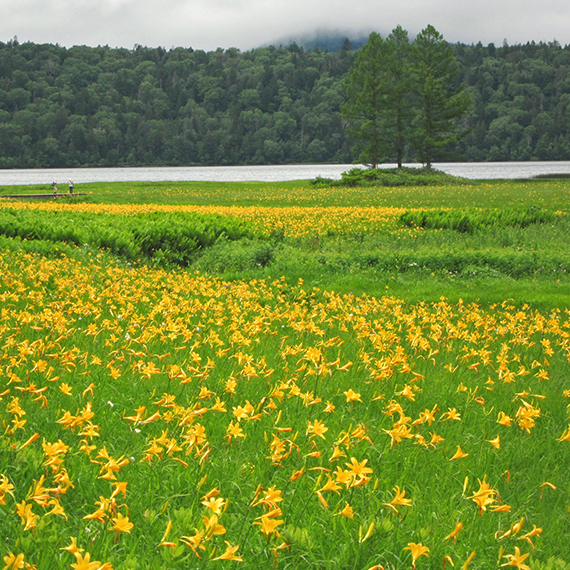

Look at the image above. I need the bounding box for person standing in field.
[52,179,58,194]
[68,179,74,194]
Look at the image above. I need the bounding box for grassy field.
[0,178,569,569]
[2,177,570,207]
[1,177,570,307]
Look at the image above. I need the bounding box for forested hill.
[1,37,570,168]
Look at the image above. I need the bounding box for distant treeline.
[0,36,570,168]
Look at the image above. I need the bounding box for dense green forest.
[1,35,570,168]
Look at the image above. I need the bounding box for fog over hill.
[270,32,370,52]
[3,0,570,50]
[273,30,570,53]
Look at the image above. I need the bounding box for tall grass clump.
[0,208,257,266]
[399,207,560,233]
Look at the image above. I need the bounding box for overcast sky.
[2,0,569,51]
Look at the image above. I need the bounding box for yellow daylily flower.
[213,541,243,561]
[487,435,501,449]
[450,445,469,460]
[15,501,38,531]
[383,486,413,514]
[444,521,463,542]
[468,476,498,514]
[61,537,84,556]
[338,502,354,519]
[501,547,531,570]
[2,552,25,570]
[403,542,429,569]
[70,552,102,570]
[344,389,362,403]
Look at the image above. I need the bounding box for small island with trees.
[341,25,472,171]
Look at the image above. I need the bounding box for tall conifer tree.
[387,25,413,168]
[411,25,472,168]
[341,28,414,168]
[341,32,392,168]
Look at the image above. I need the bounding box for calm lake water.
[1,162,570,186]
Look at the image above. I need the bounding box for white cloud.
[1,0,569,50]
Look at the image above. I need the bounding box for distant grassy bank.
[2,176,570,208]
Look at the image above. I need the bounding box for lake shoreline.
[2,161,570,186]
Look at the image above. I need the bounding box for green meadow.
[0,177,569,569]
[1,176,570,308]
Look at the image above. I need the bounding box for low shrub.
[310,167,468,187]
[194,239,276,273]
